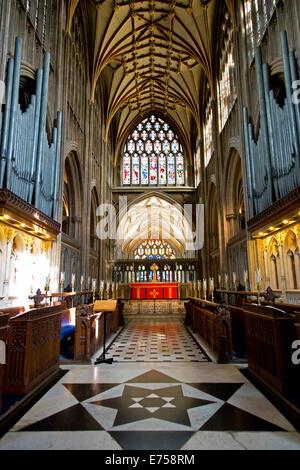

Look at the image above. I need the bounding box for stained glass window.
[154,140,162,154]
[218,21,237,132]
[177,154,184,185]
[168,154,176,185]
[141,155,149,185]
[137,140,144,152]
[159,155,167,184]
[132,154,139,184]
[132,130,139,141]
[204,98,214,167]
[150,155,158,184]
[122,115,184,186]
[123,155,130,185]
[244,0,278,65]
[128,139,135,154]
[134,239,176,260]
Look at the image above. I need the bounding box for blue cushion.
[60,325,75,341]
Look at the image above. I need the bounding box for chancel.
[0,0,300,452]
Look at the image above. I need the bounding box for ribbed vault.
[66,0,236,164]
[117,196,194,254]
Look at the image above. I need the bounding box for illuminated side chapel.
[0,0,299,452]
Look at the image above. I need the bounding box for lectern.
[93,300,117,365]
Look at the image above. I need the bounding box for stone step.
[123,300,186,315]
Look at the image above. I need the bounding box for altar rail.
[243,304,298,394]
[185,298,233,363]
[216,289,260,307]
[29,291,94,309]
[3,305,64,394]
[74,301,124,362]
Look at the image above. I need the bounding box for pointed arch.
[120,114,186,187]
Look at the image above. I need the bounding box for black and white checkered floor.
[107,317,209,362]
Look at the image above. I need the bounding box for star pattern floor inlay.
[0,316,299,451]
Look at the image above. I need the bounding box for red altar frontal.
[130,283,179,300]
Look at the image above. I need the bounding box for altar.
[130,282,179,300]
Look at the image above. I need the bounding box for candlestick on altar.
[192,281,196,297]
[255,268,261,285]
[244,270,249,291]
[88,276,91,291]
[45,274,50,295]
[225,274,229,291]
[197,280,201,298]
[80,275,84,292]
[210,278,214,302]
[218,274,222,289]
[100,280,104,300]
[233,272,237,291]
[71,274,75,293]
[203,279,207,300]
[92,279,96,303]
[60,272,65,292]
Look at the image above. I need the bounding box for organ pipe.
[243,30,300,217]
[0,37,62,220]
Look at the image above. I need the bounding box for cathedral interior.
[0,0,299,452]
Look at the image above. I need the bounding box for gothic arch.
[12,233,25,254]
[267,237,280,290]
[224,149,245,239]
[62,150,83,241]
[119,191,183,217]
[284,230,299,289]
[116,194,195,258]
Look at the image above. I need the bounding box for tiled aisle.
[107,317,210,362]
[0,317,300,450]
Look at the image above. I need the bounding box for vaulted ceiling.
[66,0,236,164]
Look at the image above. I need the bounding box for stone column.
[226,213,238,241]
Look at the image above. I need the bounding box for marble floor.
[107,317,210,362]
[0,316,300,451]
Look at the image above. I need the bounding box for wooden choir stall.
[0,297,124,420]
[185,293,300,421]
